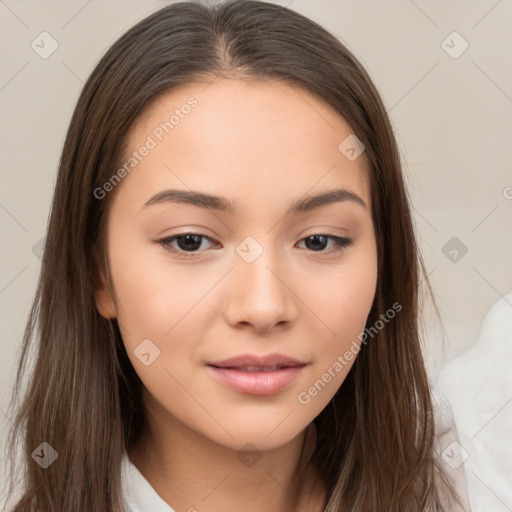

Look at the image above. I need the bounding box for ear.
[93,252,118,319]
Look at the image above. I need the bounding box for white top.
[121,453,176,512]
[120,392,471,512]
[438,291,512,511]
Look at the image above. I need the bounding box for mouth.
[208,363,302,372]
[206,352,306,370]
[205,356,307,396]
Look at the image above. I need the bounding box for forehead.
[114,77,371,216]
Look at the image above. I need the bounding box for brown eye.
[298,234,352,254]
[158,233,217,257]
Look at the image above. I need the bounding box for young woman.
[4,1,471,510]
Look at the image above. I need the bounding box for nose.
[223,247,298,334]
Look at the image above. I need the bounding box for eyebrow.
[142,188,367,214]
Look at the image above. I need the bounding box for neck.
[128,411,325,512]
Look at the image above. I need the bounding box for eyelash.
[156,232,353,259]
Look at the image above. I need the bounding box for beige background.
[1,0,511,509]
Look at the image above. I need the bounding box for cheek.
[107,229,204,345]
[309,247,378,355]
[294,251,377,411]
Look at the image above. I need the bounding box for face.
[94,78,378,452]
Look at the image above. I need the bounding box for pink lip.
[207,352,306,369]
[205,352,307,396]
[206,365,305,395]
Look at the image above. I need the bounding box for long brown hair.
[5,1,462,510]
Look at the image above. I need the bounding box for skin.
[94,77,378,512]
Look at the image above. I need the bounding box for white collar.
[121,452,176,512]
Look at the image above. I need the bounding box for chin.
[199,417,310,453]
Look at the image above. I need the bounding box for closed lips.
[205,354,307,395]
[209,364,304,371]
[206,353,308,370]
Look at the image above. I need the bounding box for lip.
[206,365,305,395]
[207,352,306,369]
[205,353,308,396]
